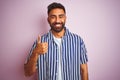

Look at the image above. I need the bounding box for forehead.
[48,8,65,15]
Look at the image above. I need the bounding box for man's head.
[47,2,66,15]
[47,2,66,33]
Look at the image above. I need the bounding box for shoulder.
[68,31,82,40]
[40,32,51,42]
[41,33,48,38]
[67,31,86,44]
[41,31,51,39]
[66,28,81,38]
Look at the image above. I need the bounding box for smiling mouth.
[55,24,62,27]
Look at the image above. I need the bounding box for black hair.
[47,2,66,15]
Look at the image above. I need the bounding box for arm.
[80,63,89,80]
[24,35,48,77]
[24,48,39,76]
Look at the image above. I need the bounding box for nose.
[55,17,60,23]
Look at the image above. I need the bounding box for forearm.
[24,49,39,76]
[81,70,89,80]
[24,39,48,77]
[80,63,89,80]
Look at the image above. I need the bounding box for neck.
[51,28,65,38]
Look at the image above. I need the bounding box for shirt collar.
[47,27,70,41]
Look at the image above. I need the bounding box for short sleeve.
[24,41,37,64]
[80,38,88,64]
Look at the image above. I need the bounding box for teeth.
[55,24,61,27]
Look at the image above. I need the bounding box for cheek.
[62,18,66,22]
[62,19,66,23]
[49,19,55,24]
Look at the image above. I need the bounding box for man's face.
[48,8,66,33]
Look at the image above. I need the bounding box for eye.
[50,15,56,19]
[59,15,65,18]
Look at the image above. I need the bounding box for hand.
[35,35,48,55]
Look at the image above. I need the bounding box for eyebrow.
[49,14,65,17]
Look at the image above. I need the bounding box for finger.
[44,42,48,46]
[42,48,48,53]
[40,43,48,47]
[37,35,41,43]
[40,44,48,49]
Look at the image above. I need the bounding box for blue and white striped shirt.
[28,27,88,80]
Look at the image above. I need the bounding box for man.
[24,2,89,80]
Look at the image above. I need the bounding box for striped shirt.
[27,27,88,80]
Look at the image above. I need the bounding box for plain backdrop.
[0,0,120,80]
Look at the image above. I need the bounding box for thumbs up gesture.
[35,35,48,55]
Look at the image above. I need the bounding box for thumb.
[37,35,41,43]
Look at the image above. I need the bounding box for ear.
[47,17,50,23]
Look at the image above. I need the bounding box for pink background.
[0,0,120,80]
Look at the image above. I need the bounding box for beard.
[50,22,65,33]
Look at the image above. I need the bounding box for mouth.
[51,23,64,32]
[53,22,63,27]
[54,24,62,27]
